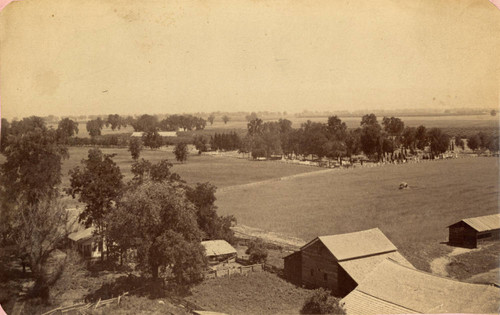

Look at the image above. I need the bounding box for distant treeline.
[239,115,499,161]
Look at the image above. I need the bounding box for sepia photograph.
[0,0,499,314]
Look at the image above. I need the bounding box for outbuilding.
[283,228,413,296]
[68,227,105,259]
[201,240,237,265]
[448,213,500,248]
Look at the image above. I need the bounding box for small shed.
[448,213,500,248]
[201,240,237,265]
[68,227,105,259]
[341,259,500,314]
[283,228,413,296]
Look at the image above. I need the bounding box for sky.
[0,0,499,119]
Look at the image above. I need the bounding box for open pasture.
[60,146,318,191]
[215,157,499,270]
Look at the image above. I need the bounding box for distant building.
[283,228,413,296]
[448,213,500,248]
[201,240,237,265]
[130,131,177,137]
[341,259,500,314]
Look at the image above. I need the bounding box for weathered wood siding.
[284,251,302,285]
[449,222,477,248]
[477,229,500,245]
[450,223,500,248]
[301,240,340,295]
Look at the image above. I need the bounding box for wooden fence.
[204,263,263,279]
[41,292,129,315]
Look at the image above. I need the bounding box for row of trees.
[466,132,499,152]
[210,132,242,151]
[241,114,468,161]
[0,116,235,301]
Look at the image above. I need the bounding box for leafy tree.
[66,148,123,259]
[489,136,499,152]
[142,130,163,150]
[454,135,465,151]
[247,118,264,136]
[106,114,127,130]
[207,114,215,125]
[345,128,362,158]
[301,288,345,314]
[222,115,230,124]
[382,117,405,137]
[132,114,158,132]
[186,183,236,243]
[491,109,497,116]
[1,118,10,152]
[467,134,481,151]
[174,142,189,163]
[415,125,428,150]
[106,181,206,284]
[86,118,105,137]
[360,114,383,159]
[300,121,329,159]
[245,239,268,264]
[128,137,143,160]
[401,127,417,152]
[193,135,208,153]
[56,118,79,141]
[477,132,492,150]
[427,128,450,155]
[1,118,68,204]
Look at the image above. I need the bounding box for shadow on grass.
[84,275,167,302]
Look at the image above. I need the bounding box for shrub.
[301,288,345,314]
[245,239,268,264]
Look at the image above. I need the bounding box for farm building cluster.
[66,205,499,314]
[283,217,500,314]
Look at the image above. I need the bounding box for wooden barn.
[448,213,500,248]
[283,228,413,296]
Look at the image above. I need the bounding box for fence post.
[94,298,101,309]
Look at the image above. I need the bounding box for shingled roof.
[341,259,500,314]
[201,240,237,257]
[302,228,397,261]
[449,213,500,232]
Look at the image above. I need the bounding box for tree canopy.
[106,181,207,284]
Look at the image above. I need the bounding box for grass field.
[186,272,313,315]
[60,146,319,194]
[215,157,499,271]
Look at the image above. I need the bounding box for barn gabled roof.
[201,240,237,257]
[449,213,500,232]
[302,228,397,261]
[341,259,500,314]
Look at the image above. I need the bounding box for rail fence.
[203,263,263,279]
[41,292,129,315]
